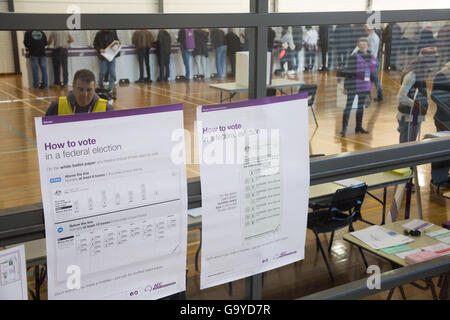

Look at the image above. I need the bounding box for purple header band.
[202,92,308,112]
[42,103,182,125]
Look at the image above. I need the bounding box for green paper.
[380,245,413,254]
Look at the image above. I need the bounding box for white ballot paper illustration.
[101,41,121,62]
[197,94,310,289]
[0,245,27,300]
[35,105,187,300]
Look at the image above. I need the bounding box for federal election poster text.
[197,94,310,289]
[35,105,187,299]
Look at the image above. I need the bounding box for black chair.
[298,84,318,128]
[307,183,368,280]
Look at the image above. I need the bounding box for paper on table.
[380,244,413,255]
[188,207,202,218]
[436,235,450,245]
[101,41,121,62]
[395,243,450,259]
[402,219,433,232]
[425,228,450,238]
[334,178,364,187]
[350,225,414,250]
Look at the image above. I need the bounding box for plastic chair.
[307,183,368,280]
[298,84,319,128]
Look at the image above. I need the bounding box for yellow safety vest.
[57,96,107,115]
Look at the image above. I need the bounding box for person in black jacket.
[24,30,48,89]
[292,26,303,72]
[225,28,241,77]
[318,25,331,71]
[333,24,353,69]
[430,61,450,190]
[193,29,209,80]
[156,29,172,82]
[93,30,120,92]
[210,28,227,78]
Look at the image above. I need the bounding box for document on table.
[402,219,433,232]
[197,93,310,289]
[350,225,413,250]
[426,228,450,245]
[101,41,121,62]
[0,245,27,300]
[395,243,450,259]
[334,178,364,187]
[35,104,188,300]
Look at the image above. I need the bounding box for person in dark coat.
[318,25,331,71]
[430,61,450,189]
[193,29,209,79]
[210,28,227,78]
[225,28,241,77]
[437,23,450,69]
[292,26,303,71]
[24,30,48,89]
[333,24,353,69]
[93,30,120,92]
[156,29,171,82]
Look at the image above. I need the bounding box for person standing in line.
[48,31,74,87]
[401,22,421,67]
[339,38,377,138]
[193,28,209,80]
[132,29,154,83]
[383,23,403,71]
[396,48,437,143]
[436,23,450,69]
[333,24,354,69]
[210,28,227,79]
[291,26,303,72]
[225,28,241,78]
[156,29,172,82]
[318,25,331,71]
[430,61,450,191]
[24,30,48,89]
[279,27,295,74]
[365,25,384,102]
[93,30,121,93]
[177,29,195,80]
[303,26,319,71]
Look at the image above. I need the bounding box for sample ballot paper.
[197,94,310,289]
[0,245,27,300]
[35,105,187,299]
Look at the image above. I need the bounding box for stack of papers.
[334,178,364,187]
[350,226,414,250]
[402,219,434,232]
[425,228,450,245]
[395,243,450,260]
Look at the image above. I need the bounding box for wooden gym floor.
[0,68,448,300]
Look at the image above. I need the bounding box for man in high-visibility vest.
[46,69,114,116]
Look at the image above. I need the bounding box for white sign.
[35,105,187,299]
[197,94,310,289]
[0,245,27,300]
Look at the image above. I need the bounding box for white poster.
[197,94,310,289]
[0,245,28,300]
[35,105,187,300]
